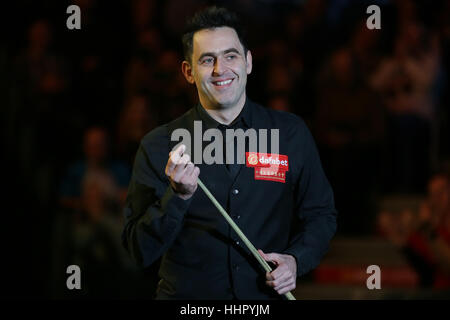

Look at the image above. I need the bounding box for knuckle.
[171,173,179,183]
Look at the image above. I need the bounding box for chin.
[215,101,236,109]
[215,95,239,106]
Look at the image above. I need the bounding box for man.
[122,7,337,300]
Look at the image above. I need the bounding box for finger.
[166,156,177,176]
[274,278,294,292]
[172,155,191,181]
[188,165,200,183]
[258,250,275,281]
[258,249,276,265]
[172,165,186,182]
[270,263,290,280]
[178,154,190,167]
[166,145,185,175]
[192,166,200,178]
[183,162,195,178]
[277,283,296,295]
[266,269,290,287]
[263,252,283,265]
[258,249,266,260]
[270,273,292,289]
[171,144,186,163]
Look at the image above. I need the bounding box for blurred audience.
[53,169,144,298]
[377,169,450,288]
[12,19,69,164]
[6,0,450,298]
[60,127,130,212]
[70,171,135,297]
[370,21,442,193]
[116,94,156,166]
[316,46,384,234]
[267,94,293,113]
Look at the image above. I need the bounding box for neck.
[201,93,246,125]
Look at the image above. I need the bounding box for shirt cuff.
[160,186,192,222]
[283,246,312,277]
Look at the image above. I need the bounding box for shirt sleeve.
[121,137,192,268]
[283,121,338,277]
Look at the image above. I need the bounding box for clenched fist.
[165,144,200,200]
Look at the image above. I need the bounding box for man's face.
[182,27,252,110]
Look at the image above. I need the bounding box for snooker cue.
[197,178,296,301]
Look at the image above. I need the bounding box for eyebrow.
[198,48,241,61]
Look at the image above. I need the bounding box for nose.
[213,56,225,75]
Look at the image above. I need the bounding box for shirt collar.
[195,97,253,130]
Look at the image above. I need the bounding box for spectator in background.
[125,44,194,123]
[70,171,134,297]
[12,19,69,166]
[265,63,295,100]
[261,38,304,117]
[53,169,140,298]
[116,94,156,166]
[316,46,384,235]
[350,19,383,77]
[130,0,159,33]
[267,94,293,113]
[377,169,450,289]
[124,27,163,99]
[60,126,130,212]
[23,19,67,98]
[370,21,442,193]
[404,172,450,289]
[152,49,194,116]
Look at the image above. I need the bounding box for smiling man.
[122,7,337,300]
[181,25,251,124]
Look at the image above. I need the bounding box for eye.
[201,57,214,65]
[226,55,237,60]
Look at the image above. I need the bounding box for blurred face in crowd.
[83,128,108,164]
[124,95,152,139]
[428,175,450,211]
[29,20,51,50]
[182,27,252,110]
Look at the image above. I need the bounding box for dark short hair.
[182,6,248,63]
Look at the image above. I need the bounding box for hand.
[258,249,297,295]
[165,144,200,200]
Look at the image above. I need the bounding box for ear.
[181,61,195,84]
[246,50,253,75]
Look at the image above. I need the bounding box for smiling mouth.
[212,79,234,87]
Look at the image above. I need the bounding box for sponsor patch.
[246,152,288,183]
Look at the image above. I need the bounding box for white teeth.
[216,79,232,86]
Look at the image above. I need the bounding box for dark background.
[1,0,449,299]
